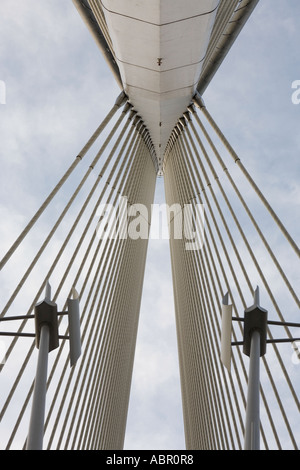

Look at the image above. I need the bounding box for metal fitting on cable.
[114,91,128,108]
[143,133,152,151]
[168,133,174,144]
[135,120,144,132]
[146,139,156,155]
[136,120,146,138]
[175,120,185,135]
[123,102,133,115]
[143,132,151,149]
[164,142,170,156]
[183,111,192,122]
[173,126,180,138]
[141,126,149,141]
[188,104,196,114]
[128,108,136,121]
[172,124,179,136]
[133,114,142,127]
[179,117,187,128]
[193,91,206,109]
[177,125,183,137]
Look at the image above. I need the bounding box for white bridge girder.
[100,0,219,173]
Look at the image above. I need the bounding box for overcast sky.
[0,0,299,450]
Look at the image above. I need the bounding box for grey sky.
[0,0,299,450]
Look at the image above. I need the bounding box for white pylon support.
[243,287,268,451]
[244,329,261,450]
[26,323,50,450]
[27,283,56,450]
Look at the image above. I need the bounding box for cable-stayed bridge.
[0,0,299,450]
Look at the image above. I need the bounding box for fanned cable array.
[163,94,299,450]
[0,90,299,450]
[0,93,157,450]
